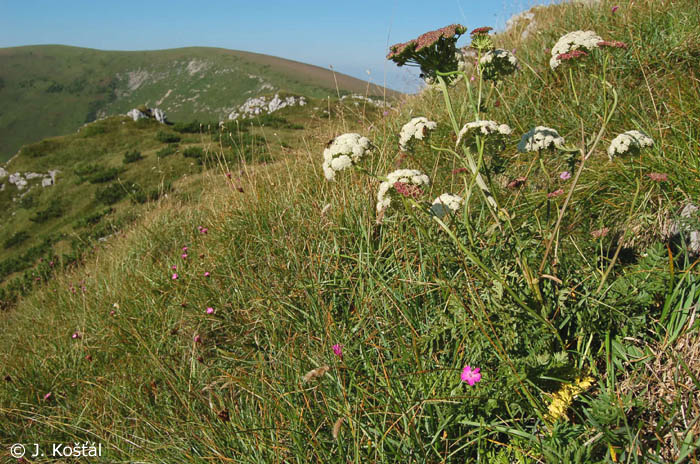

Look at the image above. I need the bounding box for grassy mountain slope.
[2,0,700,462]
[0,45,398,161]
[0,96,383,305]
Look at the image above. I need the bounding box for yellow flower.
[545,376,594,425]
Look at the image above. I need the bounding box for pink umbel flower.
[598,40,628,49]
[557,50,588,62]
[206,307,214,314]
[332,344,343,358]
[393,182,424,199]
[612,5,619,13]
[204,272,211,277]
[181,253,188,259]
[172,273,178,280]
[461,365,482,386]
[647,172,668,182]
[182,246,188,252]
[547,189,565,198]
[559,171,572,180]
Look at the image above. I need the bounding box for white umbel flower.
[322,133,372,181]
[431,193,463,218]
[549,30,602,69]
[457,120,512,146]
[399,117,437,151]
[517,126,565,152]
[607,130,654,159]
[376,169,430,213]
[480,49,518,80]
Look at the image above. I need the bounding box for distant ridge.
[0,45,400,161]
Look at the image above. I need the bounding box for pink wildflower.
[507,177,527,189]
[72,332,81,339]
[393,181,424,199]
[226,172,232,178]
[612,5,619,13]
[461,365,482,386]
[171,265,177,270]
[206,307,214,314]
[172,273,178,280]
[332,344,344,358]
[182,246,188,252]
[559,171,572,180]
[470,26,493,36]
[598,40,627,49]
[201,228,208,234]
[452,167,469,174]
[181,253,188,259]
[109,310,116,316]
[557,50,588,62]
[43,392,52,401]
[470,75,476,82]
[591,227,610,238]
[647,172,668,182]
[194,335,202,343]
[204,272,211,277]
[547,189,565,198]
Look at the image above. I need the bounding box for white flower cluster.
[457,120,512,146]
[480,49,518,80]
[517,126,565,152]
[456,48,478,73]
[399,117,438,151]
[549,30,602,69]
[607,130,654,159]
[376,169,430,213]
[322,133,372,181]
[431,193,463,218]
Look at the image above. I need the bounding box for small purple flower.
[201,228,208,234]
[383,110,389,116]
[204,272,211,277]
[332,344,343,358]
[181,253,188,259]
[612,5,619,13]
[72,332,81,339]
[171,265,177,270]
[470,75,476,82]
[172,273,178,280]
[206,307,214,314]
[43,392,52,401]
[194,335,202,343]
[559,171,571,180]
[461,365,482,386]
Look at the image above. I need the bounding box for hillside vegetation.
[1,0,700,462]
[0,45,398,161]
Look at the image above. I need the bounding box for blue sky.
[0,0,548,92]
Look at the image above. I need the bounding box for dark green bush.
[74,208,114,228]
[95,183,126,205]
[21,139,61,158]
[88,167,119,184]
[3,231,30,249]
[173,120,210,134]
[29,199,64,223]
[182,147,204,159]
[156,145,177,158]
[156,130,181,143]
[123,150,143,164]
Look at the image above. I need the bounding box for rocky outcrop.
[127,107,168,124]
[227,94,307,120]
[6,170,59,192]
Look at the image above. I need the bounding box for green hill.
[0,45,398,161]
[1,0,699,462]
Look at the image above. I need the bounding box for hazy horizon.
[0,0,555,93]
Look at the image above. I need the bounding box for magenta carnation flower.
[461,365,482,385]
[332,344,343,358]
